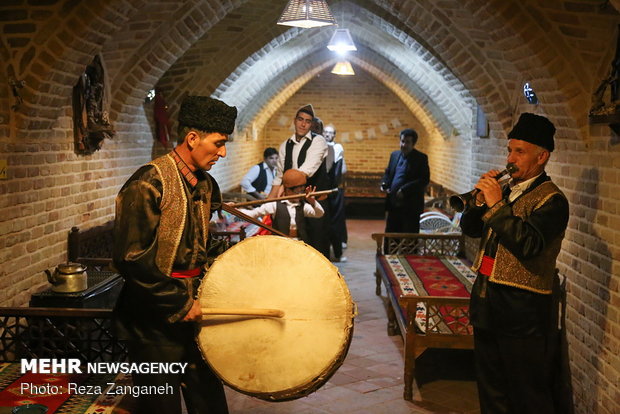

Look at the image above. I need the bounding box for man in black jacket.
[113,96,236,414]
[459,113,570,414]
[380,128,430,233]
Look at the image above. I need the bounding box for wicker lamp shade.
[277,0,337,28]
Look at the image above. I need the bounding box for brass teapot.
[45,262,88,293]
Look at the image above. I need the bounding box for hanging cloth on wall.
[154,91,171,147]
[72,55,115,154]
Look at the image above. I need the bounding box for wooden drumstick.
[201,307,285,318]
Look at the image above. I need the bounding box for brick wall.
[0,1,619,413]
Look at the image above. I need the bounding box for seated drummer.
[113,95,235,414]
[238,169,324,241]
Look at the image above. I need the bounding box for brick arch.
[233,58,333,140]
[3,0,252,136]
[375,0,619,135]
[345,21,473,132]
[147,0,616,146]
[226,45,459,141]
[347,53,455,139]
[208,12,473,141]
[107,0,249,124]
[3,0,150,137]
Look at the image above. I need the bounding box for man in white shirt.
[323,124,348,262]
[269,104,330,258]
[240,147,278,199]
[239,169,323,242]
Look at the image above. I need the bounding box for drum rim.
[196,235,356,401]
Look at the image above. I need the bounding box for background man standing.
[269,104,330,258]
[380,128,430,233]
[324,123,348,262]
[113,96,236,414]
[240,147,278,199]
[459,113,570,414]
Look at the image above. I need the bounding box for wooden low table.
[372,233,475,401]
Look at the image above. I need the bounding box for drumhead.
[197,235,355,401]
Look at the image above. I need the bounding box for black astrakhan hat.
[179,96,237,135]
[507,112,556,152]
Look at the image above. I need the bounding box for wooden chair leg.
[374,270,382,296]
[385,299,400,336]
[403,361,414,401]
[403,321,416,401]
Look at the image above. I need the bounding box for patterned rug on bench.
[379,255,476,334]
[0,363,134,414]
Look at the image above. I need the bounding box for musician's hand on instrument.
[481,169,502,180]
[475,175,503,207]
[474,191,486,207]
[182,300,203,322]
[305,185,317,205]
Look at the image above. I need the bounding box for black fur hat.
[179,96,237,135]
[507,113,555,152]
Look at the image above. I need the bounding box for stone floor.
[221,219,480,414]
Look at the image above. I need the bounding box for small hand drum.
[197,236,355,401]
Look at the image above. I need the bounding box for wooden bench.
[342,172,385,218]
[68,222,115,269]
[371,233,474,401]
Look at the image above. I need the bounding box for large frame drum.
[197,236,355,401]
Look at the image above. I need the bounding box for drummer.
[113,95,235,414]
[238,168,324,241]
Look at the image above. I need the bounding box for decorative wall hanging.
[9,78,25,111]
[154,91,171,147]
[590,24,620,134]
[72,55,115,155]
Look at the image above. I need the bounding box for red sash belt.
[170,268,201,278]
[479,255,495,277]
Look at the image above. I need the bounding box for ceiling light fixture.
[277,0,337,29]
[331,61,355,76]
[327,29,357,54]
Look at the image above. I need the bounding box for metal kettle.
[45,262,88,293]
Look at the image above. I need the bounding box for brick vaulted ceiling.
[1,0,618,141]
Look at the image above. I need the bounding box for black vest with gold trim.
[147,153,212,276]
[472,180,566,294]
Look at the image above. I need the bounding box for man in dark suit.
[380,128,430,233]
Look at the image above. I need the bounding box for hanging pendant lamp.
[277,0,337,28]
[331,61,355,76]
[327,29,357,53]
